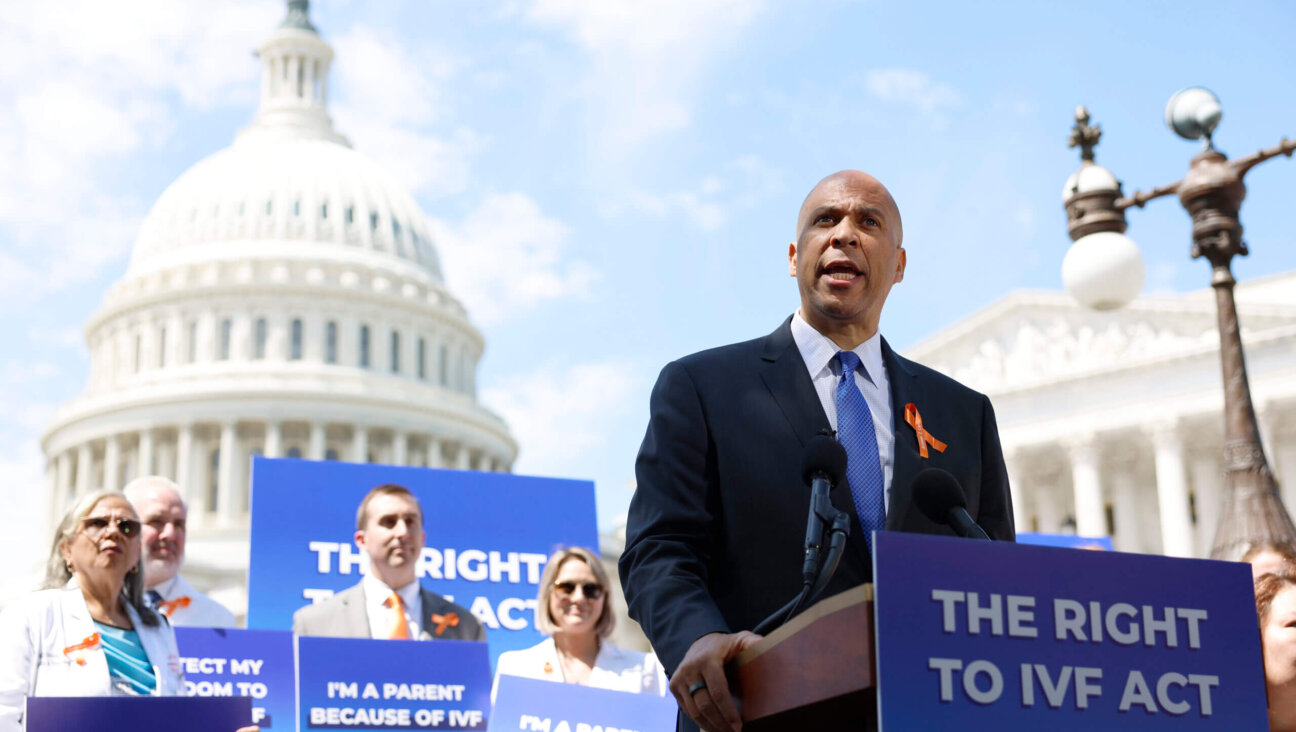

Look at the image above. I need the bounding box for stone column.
[76,443,93,495]
[352,426,369,463]
[217,422,237,526]
[1035,483,1060,534]
[138,429,155,477]
[456,443,471,471]
[426,437,442,469]
[176,424,195,504]
[55,452,72,509]
[264,421,283,459]
[1110,472,1142,553]
[1067,436,1106,538]
[309,423,327,461]
[1149,422,1194,558]
[1190,453,1222,558]
[392,430,407,466]
[103,436,122,493]
[1004,450,1028,535]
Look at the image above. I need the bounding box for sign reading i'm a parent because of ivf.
[246,458,599,665]
[874,532,1267,731]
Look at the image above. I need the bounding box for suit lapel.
[758,317,831,448]
[759,318,877,568]
[883,339,923,531]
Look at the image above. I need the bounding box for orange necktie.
[383,592,410,640]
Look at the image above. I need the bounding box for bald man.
[124,476,237,628]
[619,171,1014,731]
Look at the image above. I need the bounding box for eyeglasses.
[553,581,604,600]
[79,516,141,539]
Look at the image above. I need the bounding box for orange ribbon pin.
[63,632,101,666]
[157,596,191,618]
[904,403,947,459]
[430,612,460,636]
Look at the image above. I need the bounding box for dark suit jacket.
[292,582,486,642]
[618,317,1014,680]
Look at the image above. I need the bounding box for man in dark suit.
[293,484,485,642]
[618,170,1014,731]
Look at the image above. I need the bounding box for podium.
[730,583,876,729]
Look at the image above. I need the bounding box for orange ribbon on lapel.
[430,612,460,636]
[63,632,101,666]
[904,403,947,459]
[158,596,191,618]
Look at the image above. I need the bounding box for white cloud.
[430,192,599,324]
[863,68,963,128]
[481,358,643,477]
[621,155,786,230]
[526,0,763,155]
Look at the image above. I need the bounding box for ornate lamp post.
[1061,88,1296,560]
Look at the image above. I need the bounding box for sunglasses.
[553,581,604,600]
[80,516,142,539]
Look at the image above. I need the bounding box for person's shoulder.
[293,583,360,626]
[0,588,68,618]
[888,346,989,402]
[660,321,788,381]
[176,576,237,623]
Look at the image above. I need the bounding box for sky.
[3,0,1296,590]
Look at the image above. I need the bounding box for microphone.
[912,468,990,540]
[800,435,848,584]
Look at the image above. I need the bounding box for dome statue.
[40,0,516,617]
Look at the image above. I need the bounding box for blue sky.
[3,0,1296,588]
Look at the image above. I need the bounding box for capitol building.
[39,1,516,615]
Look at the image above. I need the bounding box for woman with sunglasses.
[0,489,255,731]
[492,547,666,701]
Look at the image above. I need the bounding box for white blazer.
[491,637,668,703]
[153,575,237,628]
[0,587,186,731]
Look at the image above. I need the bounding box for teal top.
[93,622,157,696]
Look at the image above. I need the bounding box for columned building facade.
[907,271,1296,557]
[40,1,515,612]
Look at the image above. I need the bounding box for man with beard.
[124,476,238,627]
[293,484,485,641]
[620,170,1014,731]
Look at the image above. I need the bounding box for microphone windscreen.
[912,468,969,523]
[802,435,848,487]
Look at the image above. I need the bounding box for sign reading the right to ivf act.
[297,636,492,730]
[489,675,677,732]
[873,532,1267,731]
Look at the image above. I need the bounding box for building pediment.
[905,271,1296,395]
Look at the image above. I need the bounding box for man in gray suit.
[293,484,486,642]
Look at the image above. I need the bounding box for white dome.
[1062,163,1120,202]
[129,135,443,282]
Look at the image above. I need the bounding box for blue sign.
[26,696,252,732]
[874,532,1267,730]
[489,675,677,732]
[1019,532,1114,551]
[176,627,296,729]
[297,636,492,730]
[247,458,599,666]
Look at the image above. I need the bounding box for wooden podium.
[729,584,876,730]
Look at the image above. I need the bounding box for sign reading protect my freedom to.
[247,458,598,665]
[874,532,1267,730]
[176,627,296,729]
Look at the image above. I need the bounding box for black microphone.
[912,468,990,540]
[800,435,848,583]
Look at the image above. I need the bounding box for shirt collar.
[791,311,885,383]
[363,571,420,608]
[151,575,181,598]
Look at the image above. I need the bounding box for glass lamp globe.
[1165,87,1223,142]
[1062,231,1145,310]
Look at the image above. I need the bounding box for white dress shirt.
[790,311,896,504]
[362,573,423,640]
[150,575,237,628]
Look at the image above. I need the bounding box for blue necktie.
[146,590,163,610]
[835,350,886,555]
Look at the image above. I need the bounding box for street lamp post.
[1061,89,1296,560]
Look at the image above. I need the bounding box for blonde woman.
[492,547,666,701]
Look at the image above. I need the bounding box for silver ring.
[688,681,707,695]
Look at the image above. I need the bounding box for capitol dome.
[40,0,516,615]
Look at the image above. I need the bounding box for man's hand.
[670,631,763,732]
